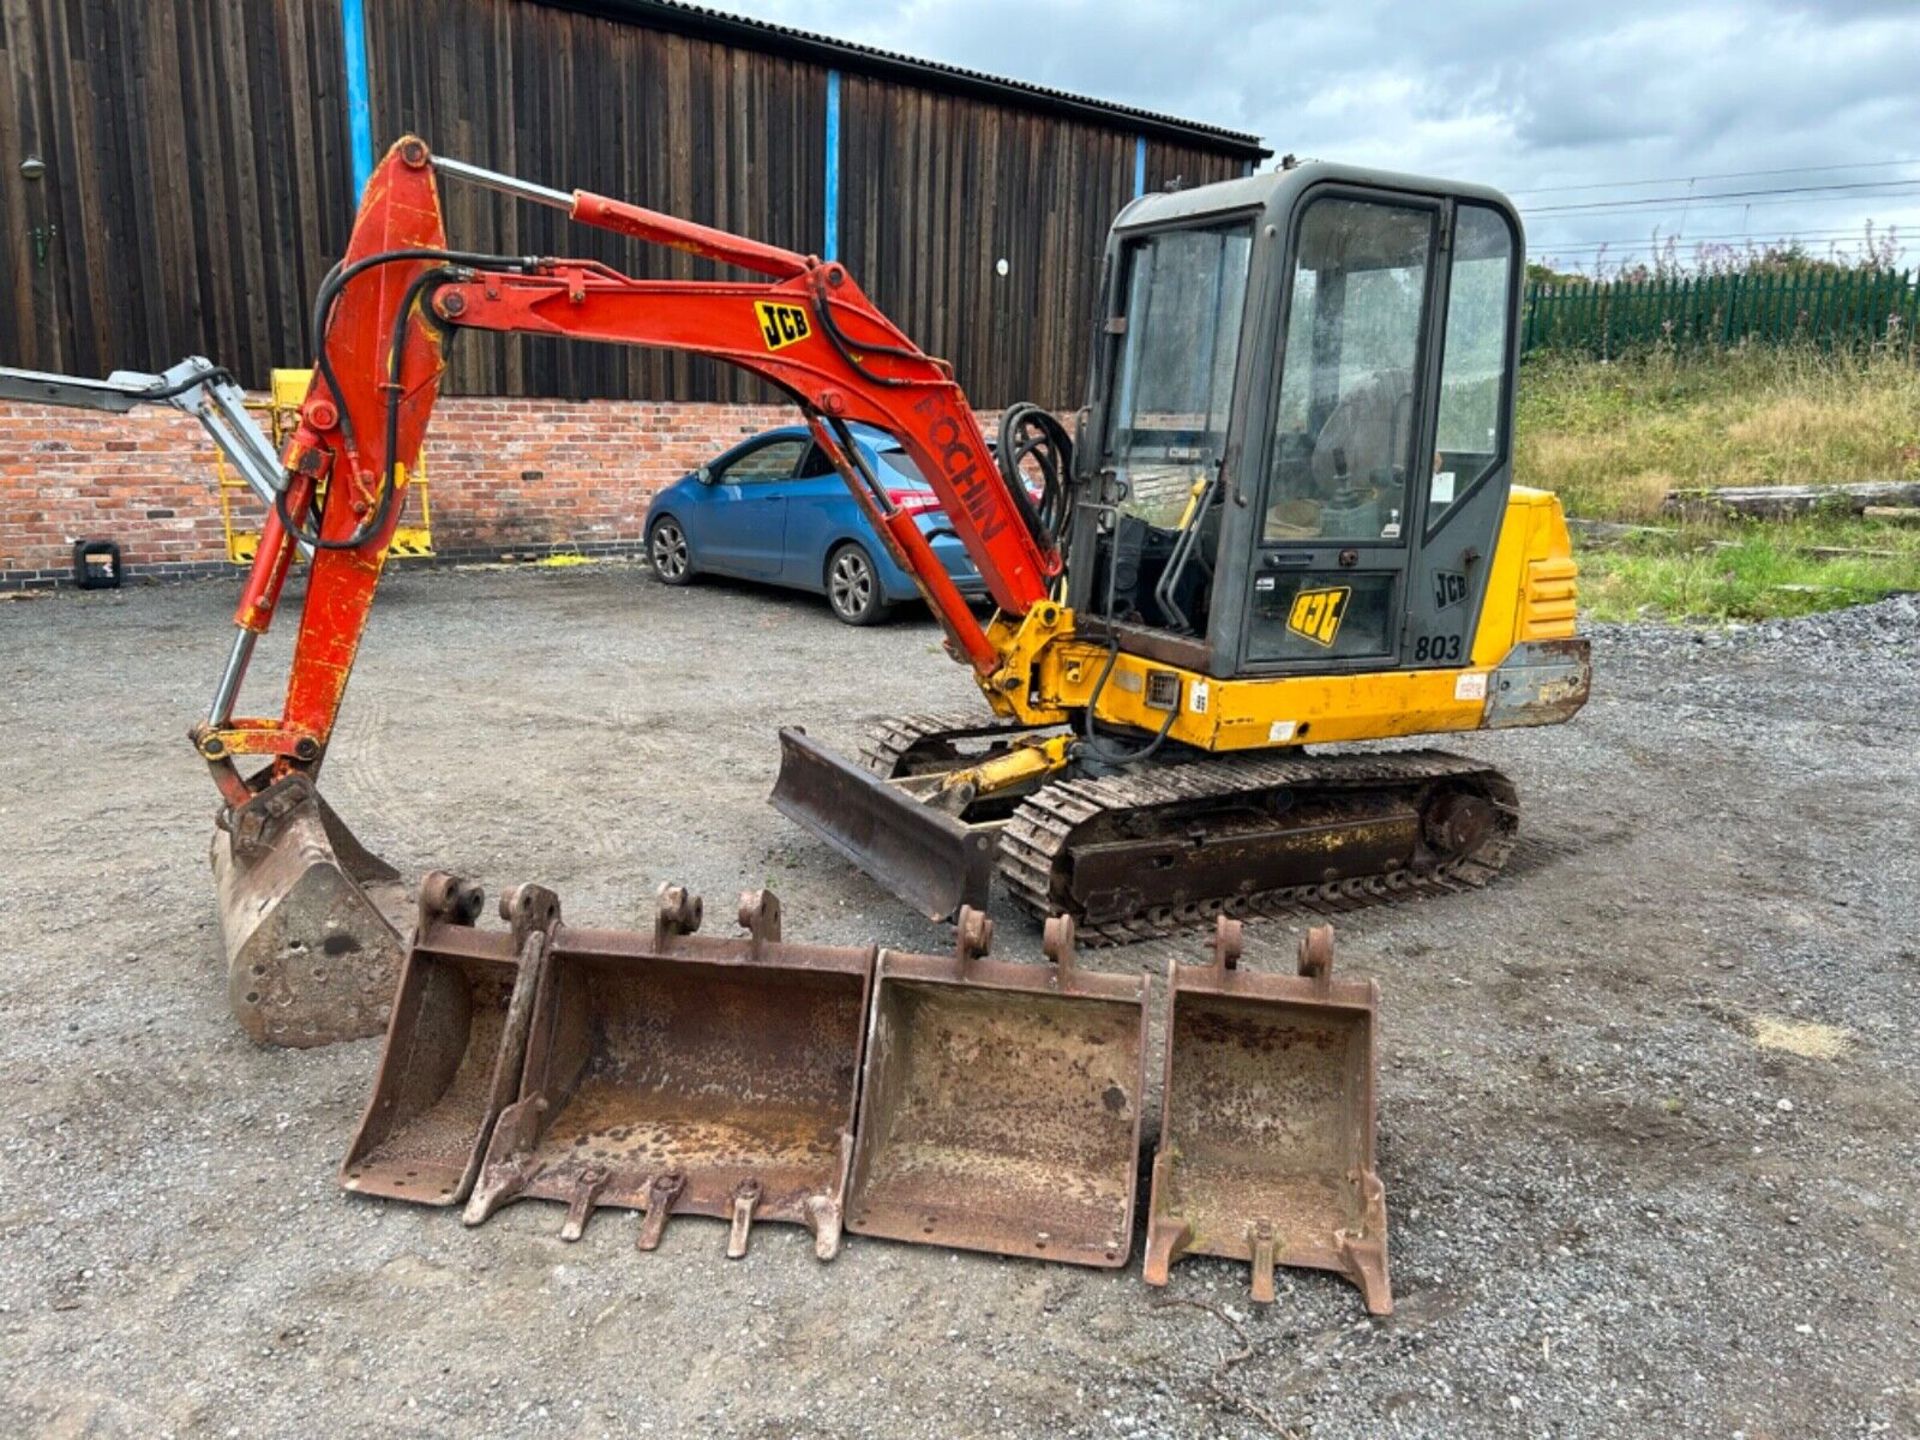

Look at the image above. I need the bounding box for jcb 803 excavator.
[8,135,1585,1042]
[774,168,1590,938]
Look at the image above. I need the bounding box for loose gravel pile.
[1,566,1914,1438]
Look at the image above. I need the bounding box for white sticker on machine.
[1190,680,1210,714]
[1268,720,1297,743]
[1455,672,1488,701]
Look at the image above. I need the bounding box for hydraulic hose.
[283,247,536,552]
[996,402,1073,550]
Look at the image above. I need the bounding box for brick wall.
[0,397,822,588]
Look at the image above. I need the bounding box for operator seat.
[1310,368,1414,493]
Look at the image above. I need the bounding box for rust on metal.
[1144,919,1392,1314]
[1483,638,1592,729]
[461,885,873,1259]
[339,873,557,1206]
[847,909,1149,1269]
[215,773,411,1047]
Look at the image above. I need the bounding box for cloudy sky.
[704,0,1920,274]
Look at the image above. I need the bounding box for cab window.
[1263,198,1434,545]
[1104,222,1253,526]
[1428,205,1517,529]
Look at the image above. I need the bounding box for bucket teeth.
[804,1192,844,1262]
[637,1171,687,1252]
[726,1179,764,1259]
[560,1167,610,1242]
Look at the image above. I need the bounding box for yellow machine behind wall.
[215,368,434,564]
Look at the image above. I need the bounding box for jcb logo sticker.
[1287,586,1351,647]
[754,301,811,351]
[1433,570,1469,611]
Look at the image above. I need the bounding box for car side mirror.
[696,464,714,485]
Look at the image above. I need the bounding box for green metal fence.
[1521,270,1920,357]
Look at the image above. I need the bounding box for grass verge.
[1517,345,1920,621]
[1517,344,1920,522]
[1576,517,1920,623]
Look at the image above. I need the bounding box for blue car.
[643,423,986,624]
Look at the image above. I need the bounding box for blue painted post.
[1133,135,1147,198]
[341,0,375,201]
[823,70,842,262]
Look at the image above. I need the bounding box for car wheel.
[825,542,891,625]
[648,517,694,585]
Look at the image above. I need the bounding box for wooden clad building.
[0,0,1265,407]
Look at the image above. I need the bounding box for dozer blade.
[1144,920,1392,1314]
[847,910,1149,1269]
[213,772,413,1047]
[340,875,557,1206]
[463,885,874,1259]
[770,726,998,922]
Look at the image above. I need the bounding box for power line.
[1508,157,1920,197]
[1523,177,1920,216]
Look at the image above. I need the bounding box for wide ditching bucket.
[847,910,1149,1269]
[339,874,555,1206]
[462,886,874,1259]
[214,773,413,1047]
[1144,920,1391,1314]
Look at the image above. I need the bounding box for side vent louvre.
[1520,557,1578,639]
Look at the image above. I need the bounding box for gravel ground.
[1,566,1915,1439]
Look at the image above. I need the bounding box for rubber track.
[998,749,1520,946]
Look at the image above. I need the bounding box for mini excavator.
[6,137,1587,1043]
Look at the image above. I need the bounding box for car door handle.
[1263,552,1312,569]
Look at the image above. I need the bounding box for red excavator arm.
[192,137,1058,807]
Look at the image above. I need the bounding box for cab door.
[1242,191,1442,669]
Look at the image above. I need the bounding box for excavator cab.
[1073,165,1528,683]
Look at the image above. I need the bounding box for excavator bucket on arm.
[846,911,1149,1268]
[340,874,556,1205]
[216,775,415,1047]
[462,886,873,1259]
[1144,920,1392,1314]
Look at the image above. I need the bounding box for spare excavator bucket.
[213,773,413,1047]
[462,886,873,1258]
[340,875,556,1206]
[1144,920,1392,1314]
[769,726,998,922]
[847,910,1149,1268]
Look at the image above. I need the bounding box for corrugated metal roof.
[539,0,1271,159]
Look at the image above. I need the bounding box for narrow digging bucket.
[339,875,556,1207]
[213,772,412,1047]
[770,726,998,922]
[464,886,874,1259]
[847,911,1149,1269]
[1144,920,1391,1314]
